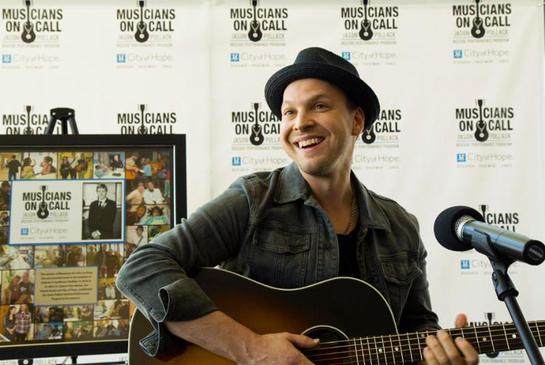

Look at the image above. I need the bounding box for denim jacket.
[116,163,439,356]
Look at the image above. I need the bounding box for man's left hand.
[423,313,479,365]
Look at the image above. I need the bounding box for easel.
[18,108,80,365]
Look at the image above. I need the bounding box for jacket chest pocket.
[379,252,422,316]
[249,228,311,288]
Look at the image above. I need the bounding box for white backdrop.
[1,0,544,363]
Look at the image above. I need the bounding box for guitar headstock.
[476,99,484,108]
[137,0,145,8]
[250,0,259,8]
[23,0,32,7]
[25,105,32,114]
[139,104,147,113]
[363,0,369,6]
[252,102,260,112]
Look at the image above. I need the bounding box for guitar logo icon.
[359,0,373,41]
[36,185,49,219]
[138,104,148,134]
[24,105,34,135]
[248,0,263,42]
[361,127,376,144]
[471,0,485,39]
[135,0,150,43]
[479,204,488,219]
[474,99,489,142]
[21,0,36,43]
[249,103,264,146]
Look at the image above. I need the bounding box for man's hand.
[240,332,319,365]
[423,313,479,365]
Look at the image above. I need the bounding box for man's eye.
[282,110,294,116]
[314,103,326,110]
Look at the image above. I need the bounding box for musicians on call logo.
[116,1,175,43]
[455,99,514,145]
[479,204,519,232]
[23,185,72,220]
[340,1,399,43]
[1,105,52,135]
[361,108,402,146]
[117,104,177,135]
[230,1,288,45]
[231,103,280,147]
[1,0,63,43]
[452,1,511,40]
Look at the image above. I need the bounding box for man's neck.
[301,169,353,212]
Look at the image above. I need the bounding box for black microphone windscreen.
[434,206,484,251]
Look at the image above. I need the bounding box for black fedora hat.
[265,47,380,129]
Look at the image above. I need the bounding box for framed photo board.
[0,134,186,360]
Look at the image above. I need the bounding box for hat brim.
[265,62,380,129]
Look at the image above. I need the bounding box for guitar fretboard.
[303,321,545,365]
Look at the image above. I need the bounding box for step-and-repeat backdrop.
[1,0,544,363]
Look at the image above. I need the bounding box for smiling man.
[117,47,478,365]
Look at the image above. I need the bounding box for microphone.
[434,206,545,265]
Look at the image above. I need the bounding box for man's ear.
[352,107,365,136]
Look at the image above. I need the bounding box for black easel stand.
[45,107,79,135]
[472,231,545,365]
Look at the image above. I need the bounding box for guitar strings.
[305,322,545,348]
[301,323,545,362]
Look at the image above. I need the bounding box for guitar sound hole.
[302,325,348,343]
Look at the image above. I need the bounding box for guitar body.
[21,21,36,43]
[359,20,373,41]
[474,121,489,142]
[135,21,150,42]
[362,127,377,144]
[249,124,264,146]
[471,17,485,39]
[129,268,397,365]
[37,202,49,219]
[248,20,263,42]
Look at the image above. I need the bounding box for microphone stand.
[472,230,544,365]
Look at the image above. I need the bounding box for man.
[142,181,164,204]
[17,271,34,304]
[117,47,478,365]
[87,184,117,240]
[6,155,21,180]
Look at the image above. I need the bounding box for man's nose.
[293,110,314,131]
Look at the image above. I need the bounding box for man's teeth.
[298,138,323,148]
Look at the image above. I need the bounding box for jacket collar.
[274,163,390,231]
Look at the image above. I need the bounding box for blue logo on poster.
[116,54,127,63]
[341,52,351,61]
[453,50,463,59]
[230,53,240,62]
[21,228,29,236]
[2,54,12,64]
[457,153,467,163]
[232,157,241,166]
[460,260,470,269]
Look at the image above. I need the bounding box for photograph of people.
[1,270,34,305]
[4,154,21,180]
[2,305,17,341]
[139,205,170,226]
[14,303,32,342]
[93,152,125,178]
[58,152,77,179]
[0,245,33,270]
[21,152,57,179]
[127,225,147,246]
[82,182,122,241]
[143,180,164,204]
[124,152,141,180]
[74,152,93,179]
[126,181,145,207]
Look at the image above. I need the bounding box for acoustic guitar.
[129,268,545,364]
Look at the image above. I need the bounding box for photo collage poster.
[0,147,174,346]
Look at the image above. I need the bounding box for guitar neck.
[303,321,545,364]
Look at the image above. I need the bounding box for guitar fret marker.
[512,334,517,339]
